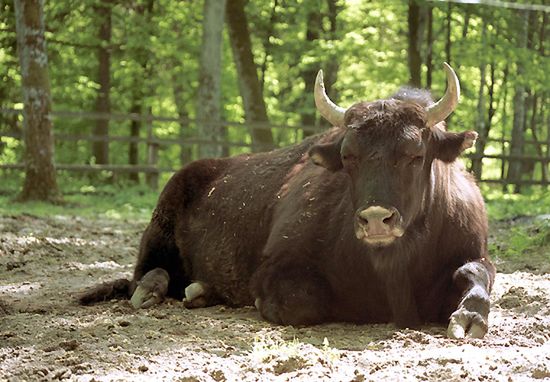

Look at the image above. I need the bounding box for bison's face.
[309,63,476,247]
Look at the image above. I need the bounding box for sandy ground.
[1,213,549,382]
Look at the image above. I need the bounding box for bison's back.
[171,134,330,306]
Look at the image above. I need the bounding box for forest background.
[0,0,548,204]
[1,4,550,380]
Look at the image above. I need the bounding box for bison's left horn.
[314,70,346,127]
[425,63,460,127]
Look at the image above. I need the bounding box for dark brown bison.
[80,63,495,339]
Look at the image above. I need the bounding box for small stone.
[60,340,79,351]
[138,365,149,372]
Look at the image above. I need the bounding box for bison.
[80,63,495,339]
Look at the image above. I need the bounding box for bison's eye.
[342,154,358,163]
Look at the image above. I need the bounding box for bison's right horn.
[314,70,346,127]
[425,63,460,127]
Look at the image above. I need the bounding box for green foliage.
[485,187,550,266]
[484,187,550,221]
[490,218,550,267]
[0,174,157,221]
[0,0,548,194]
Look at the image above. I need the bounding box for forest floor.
[1,213,549,382]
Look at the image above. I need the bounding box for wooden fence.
[1,108,548,189]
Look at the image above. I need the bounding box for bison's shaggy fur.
[80,88,495,337]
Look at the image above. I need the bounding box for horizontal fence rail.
[1,108,549,188]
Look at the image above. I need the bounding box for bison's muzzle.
[355,206,404,246]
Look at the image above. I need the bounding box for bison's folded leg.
[446,261,493,339]
[183,281,220,308]
[130,268,170,309]
[252,264,332,326]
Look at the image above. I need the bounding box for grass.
[1,174,549,269]
[483,186,550,266]
[483,185,550,221]
[0,181,158,222]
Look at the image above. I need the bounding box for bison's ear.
[308,140,343,171]
[431,129,477,163]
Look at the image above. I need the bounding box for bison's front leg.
[447,259,495,339]
[251,261,332,326]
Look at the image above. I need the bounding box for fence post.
[145,110,159,190]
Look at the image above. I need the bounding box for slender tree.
[13,0,60,202]
[196,0,226,158]
[471,20,488,179]
[445,3,452,65]
[259,0,279,92]
[128,0,154,182]
[301,4,322,136]
[319,0,340,128]
[226,0,274,152]
[425,5,433,89]
[407,0,422,87]
[92,0,112,165]
[172,73,192,165]
[507,10,529,193]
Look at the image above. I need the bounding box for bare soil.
[1,214,549,381]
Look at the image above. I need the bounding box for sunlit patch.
[10,235,106,248]
[45,237,89,246]
[0,282,42,295]
[67,261,127,271]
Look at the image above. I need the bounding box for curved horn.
[314,70,346,127]
[426,63,460,127]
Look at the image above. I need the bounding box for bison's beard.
[354,226,404,247]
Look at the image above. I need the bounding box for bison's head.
[308,63,477,247]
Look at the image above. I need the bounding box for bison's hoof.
[183,281,211,308]
[447,307,488,339]
[130,268,170,309]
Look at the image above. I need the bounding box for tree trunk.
[259,0,279,92]
[528,95,548,183]
[507,10,529,193]
[540,14,548,184]
[471,20,488,180]
[407,0,422,88]
[425,5,433,89]
[445,3,452,65]
[92,0,112,165]
[545,96,549,186]
[499,66,509,186]
[127,0,154,183]
[197,0,226,158]
[128,102,141,182]
[462,10,470,39]
[226,0,274,152]
[319,0,340,128]
[172,79,192,166]
[525,11,548,183]
[14,0,60,202]
[301,7,322,137]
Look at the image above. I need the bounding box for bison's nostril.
[383,213,395,226]
[359,216,369,225]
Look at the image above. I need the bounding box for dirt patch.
[1,214,550,381]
